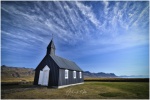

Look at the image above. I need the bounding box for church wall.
[58,69,84,86]
[34,55,59,87]
[47,56,59,87]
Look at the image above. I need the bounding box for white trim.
[52,82,84,89]
[38,65,50,86]
[43,65,50,71]
[38,71,43,85]
[73,71,76,79]
[79,72,82,78]
[65,69,69,79]
[42,70,49,86]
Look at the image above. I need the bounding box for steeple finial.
[52,33,53,40]
[47,34,55,55]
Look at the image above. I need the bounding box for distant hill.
[1,65,34,78]
[1,65,117,78]
[84,71,117,78]
[118,75,149,78]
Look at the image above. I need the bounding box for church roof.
[47,40,55,49]
[50,55,83,71]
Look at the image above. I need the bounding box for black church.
[34,39,84,88]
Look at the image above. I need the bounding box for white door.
[38,71,43,85]
[42,70,49,86]
[38,65,50,86]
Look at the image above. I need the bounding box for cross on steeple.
[47,33,55,55]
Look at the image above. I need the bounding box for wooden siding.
[34,55,59,87]
[33,55,47,85]
[58,69,84,86]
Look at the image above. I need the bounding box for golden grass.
[2,77,148,83]
[1,77,34,82]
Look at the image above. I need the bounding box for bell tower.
[47,39,55,55]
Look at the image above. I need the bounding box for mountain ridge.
[1,65,117,78]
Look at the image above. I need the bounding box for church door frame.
[38,65,50,86]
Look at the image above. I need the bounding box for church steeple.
[47,39,55,55]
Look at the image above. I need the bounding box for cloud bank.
[1,1,149,63]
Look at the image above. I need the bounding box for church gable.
[35,55,59,71]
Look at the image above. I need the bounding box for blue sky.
[1,1,149,76]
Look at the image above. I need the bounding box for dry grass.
[2,77,148,82]
[84,78,149,82]
[1,77,34,82]
[2,82,149,99]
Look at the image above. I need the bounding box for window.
[65,69,68,79]
[79,72,82,78]
[73,71,76,79]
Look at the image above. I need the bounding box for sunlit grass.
[2,82,149,99]
[2,77,148,82]
[1,77,34,82]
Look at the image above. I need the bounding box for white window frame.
[79,72,82,78]
[65,69,69,79]
[73,71,76,79]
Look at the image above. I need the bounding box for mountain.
[118,75,149,78]
[1,65,34,78]
[84,71,117,78]
[1,65,117,78]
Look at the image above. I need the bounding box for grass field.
[2,77,149,82]
[1,77,34,82]
[1,82,149,99]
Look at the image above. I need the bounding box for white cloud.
[103,1,109,15]
[76,1,100,28]
[132,6,149,27]
[1,1,149,57]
